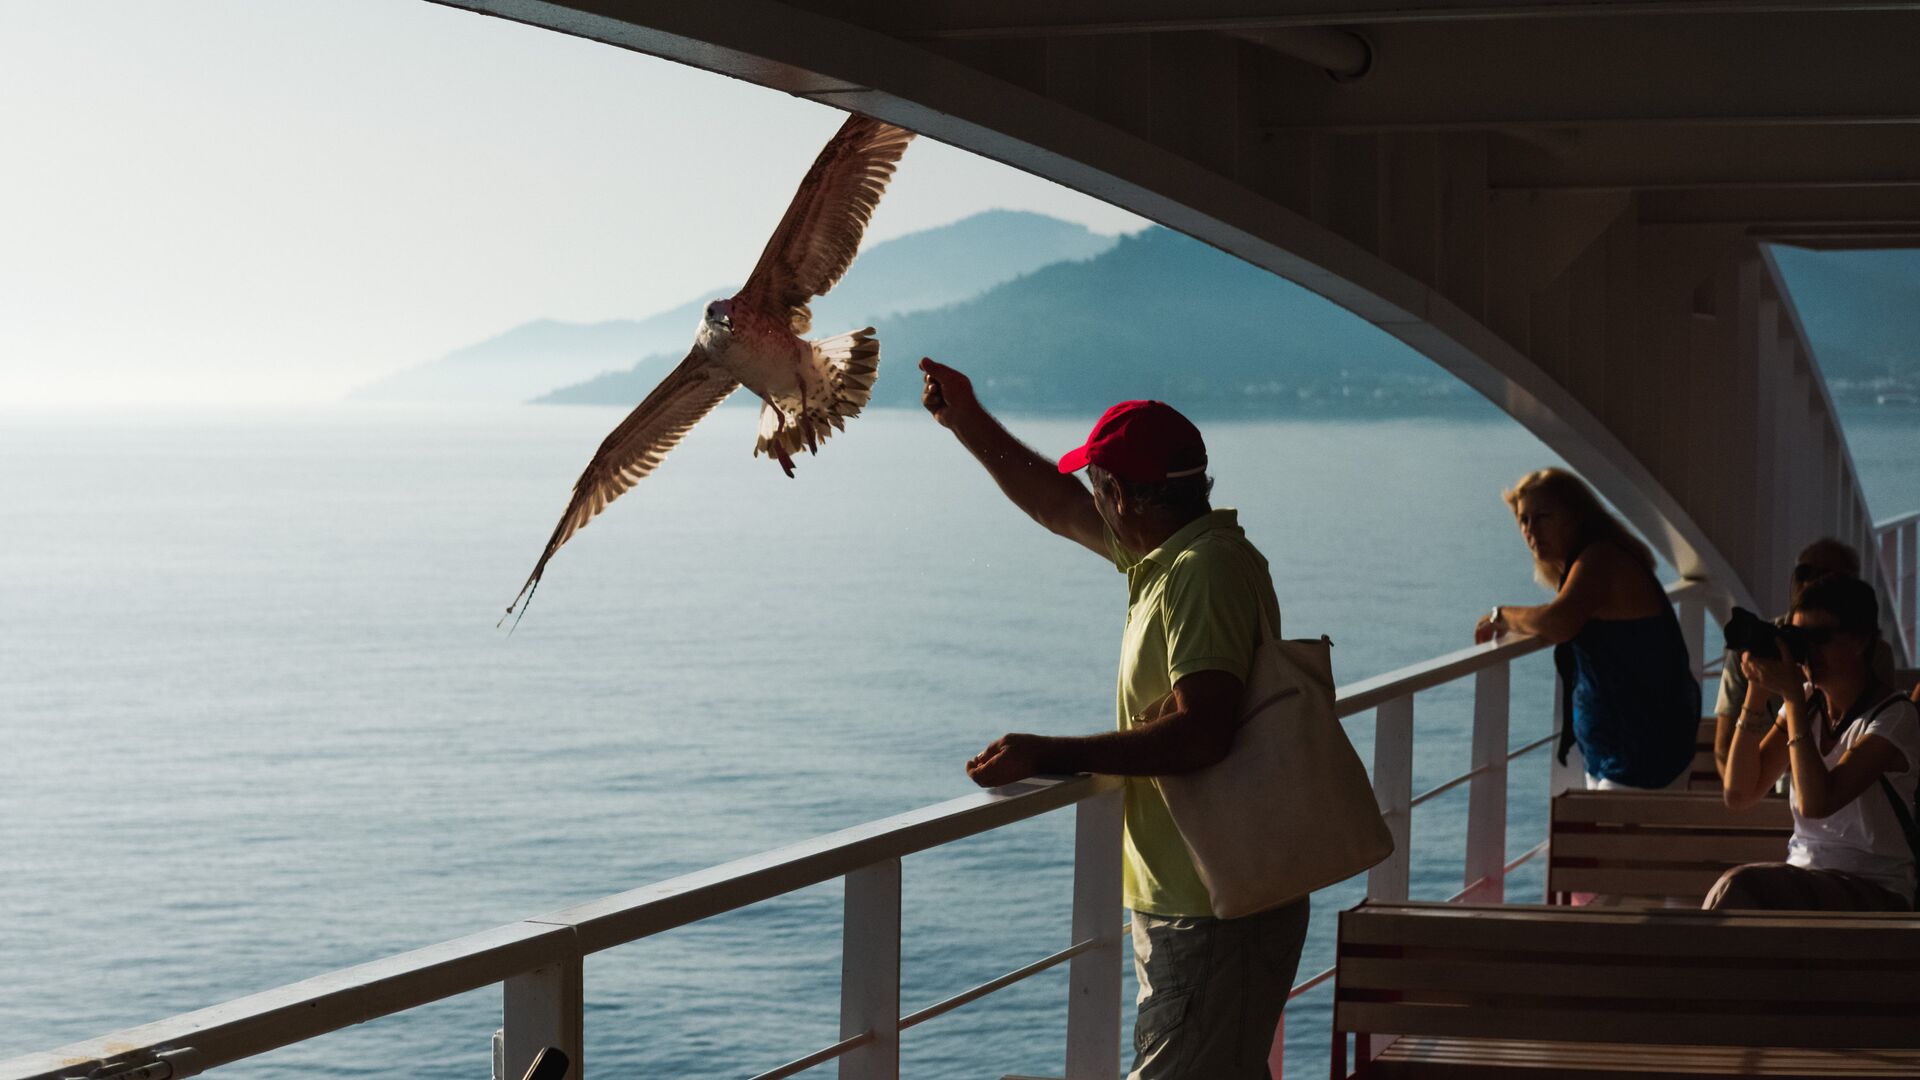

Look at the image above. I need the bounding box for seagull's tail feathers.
[752,327,880,475]
[817,326,880,419]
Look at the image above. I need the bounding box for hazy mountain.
[350,211,1116,403]
[351,319,650,405]
[542,226,1464,415]
[1770,246,1920,395]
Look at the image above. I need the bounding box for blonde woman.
[1475,468,1700,789]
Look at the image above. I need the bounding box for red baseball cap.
[1057,400,1208,484]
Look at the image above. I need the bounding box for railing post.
[1677,588,1707,680]
[502,955,584,1080]
[1463,663,1510,904]
[1065,786,1123,1080]
[1548,668,1582,796]
[1360,694,1415,1066]
[1880,525,1901,636]
[1901,521,1917,660]
[1368,695,1414,902]
[840,859,902,1080]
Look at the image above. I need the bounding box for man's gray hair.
[1087,464,1214,516]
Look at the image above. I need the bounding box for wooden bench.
[1547,790,1792,906]
[1332,900,1920,1078]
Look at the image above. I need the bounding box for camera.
[1722,606,1809,664]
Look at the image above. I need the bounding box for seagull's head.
[702,299,735,335]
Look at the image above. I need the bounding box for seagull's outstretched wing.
[504,349,739,624]
[739,113,915,336]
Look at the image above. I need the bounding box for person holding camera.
[1475,468,1699,790]
[1711,539,1896,781]
[1709,575,1919,910]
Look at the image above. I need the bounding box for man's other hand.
[966,732,1049,787]
[920,358,978,430]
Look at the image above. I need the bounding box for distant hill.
[1769,246,1920,403]
[542,226,1466,415]
[352,319,649,405]
[350,210,1116,404]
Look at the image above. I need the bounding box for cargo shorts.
[1127,896,1311,1080]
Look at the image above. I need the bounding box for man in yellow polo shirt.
[920,358,1309,1080]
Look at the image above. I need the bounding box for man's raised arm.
[920,358,1107,556]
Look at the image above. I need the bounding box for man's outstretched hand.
[920,358,979,431]
[966,732,1050,787]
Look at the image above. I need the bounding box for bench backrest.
[1548,790,1792,904]
[1335,900,1920,1049]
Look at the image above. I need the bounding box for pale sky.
[0,0,1147,406]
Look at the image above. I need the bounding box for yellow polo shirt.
[1106,508,1279,917]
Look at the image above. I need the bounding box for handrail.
[524,774,1113,954]
[0,775,1118,1080]
[1878,510,1920,530]
[1337,634,1549,716]
[1336,578,1711,718]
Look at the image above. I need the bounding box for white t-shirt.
[1785,691,1920,900]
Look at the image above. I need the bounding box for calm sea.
[3,404,1914,1078]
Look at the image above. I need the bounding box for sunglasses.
[1798,626,1840,647]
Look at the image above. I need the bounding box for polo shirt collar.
[1136,508,1240,569]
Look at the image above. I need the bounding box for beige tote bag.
[1152,609,1393,919]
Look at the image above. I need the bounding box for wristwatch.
[1487,605,1503,626]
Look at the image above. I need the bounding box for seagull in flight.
[504,113,915,625]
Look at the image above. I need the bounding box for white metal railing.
[1,777,1124,1080]
[1876,510,1919,666]
[0,581,1721,1080]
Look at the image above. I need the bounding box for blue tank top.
[1566,611,1701,788]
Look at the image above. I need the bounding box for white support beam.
[1463,664,1511,903]
[1548,668,1583,796]
[1678,589,1709,681]
[1368,695,1415,902]
[1902,522,1918,661]
[839,860,901,1080]
[1882,528,1902,608]
[1064,789,1123,1080]
[502,959,584,1080]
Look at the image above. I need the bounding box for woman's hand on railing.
[1474,605,1509,645]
